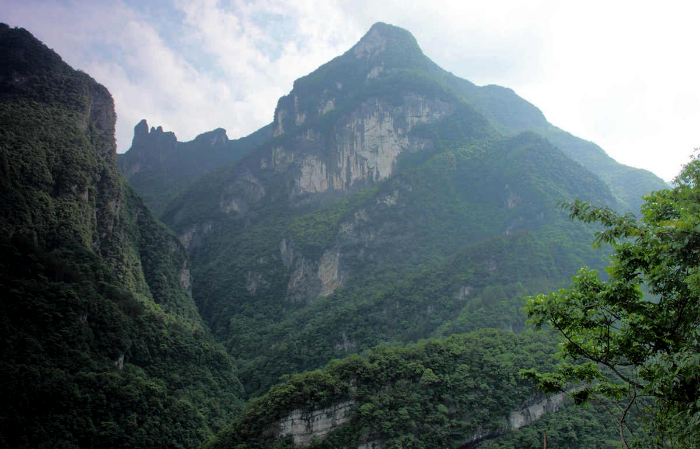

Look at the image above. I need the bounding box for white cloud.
[1,0,698,180]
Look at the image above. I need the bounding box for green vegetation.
[204,330,619,449]
[525,156,700,448]
[0,24,242,448]
[162,88,619,397]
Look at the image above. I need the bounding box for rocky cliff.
[270,391,569,449]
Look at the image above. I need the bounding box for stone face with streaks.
[278,401,355,446]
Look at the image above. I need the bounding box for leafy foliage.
[204,330,619,449]
[524,156,700,447]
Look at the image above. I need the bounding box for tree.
[523,155,700,448]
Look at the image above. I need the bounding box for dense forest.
[0,23,243,448]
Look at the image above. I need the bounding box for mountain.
[0,24,244,448]
[149,22,659,401]
[117,120,272,215]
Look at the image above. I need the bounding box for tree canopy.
[524,155,700,448]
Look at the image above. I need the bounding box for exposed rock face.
[335,331,356,352]
[328,95,449,191]
[269,95,450,198]
[280,237,347,302]
[353,25,388,59]
[245,271,266,294]
[179,222,213,250]
[193,127,229,146]
[318,248,343,297]
[218,170,265,216]
[508,391,567,429]
[273,391,569,448]
[456,285,472,299]
[179,261,191,291]
[282,242,346,303]
[286,257,318,303]
[357,441,382,449]
[278,401,355,447]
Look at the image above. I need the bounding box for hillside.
[0,24,243,448]
[203,330,619,449]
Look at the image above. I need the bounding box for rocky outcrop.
[179,221,213,250]
[119,120,178,178]
[278,401,355,447]
[272,391,570,449]
[318,249,343,297]
[286,257,318,303]
[118,117,272,215]
[357,441,382,449]
[281,239,345,302]
[193,127,229,146]
[264,95,448,200]
[508,391,567,429]
[459,391,570,449]
[179,261,191,291]
[218,170,266,216]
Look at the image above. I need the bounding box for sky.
[1,0,699,181]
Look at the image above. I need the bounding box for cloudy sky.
[2,0,698,181]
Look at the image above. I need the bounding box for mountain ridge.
[118,118,272,214]
[123,22,665,219]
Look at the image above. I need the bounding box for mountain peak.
[193,127,229,146]
[135,119,149,137]
[352,22,421,60]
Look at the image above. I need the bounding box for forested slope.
[0,24,243,448]
[203,330,619,449]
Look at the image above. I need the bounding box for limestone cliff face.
[281,239,345,302]
[215,94,447,223]
[271,392,569,449]
[293,95,449,195]
[278,401,355,447]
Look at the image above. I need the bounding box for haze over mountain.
[0,20,673,449]
[118,120,272,214]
